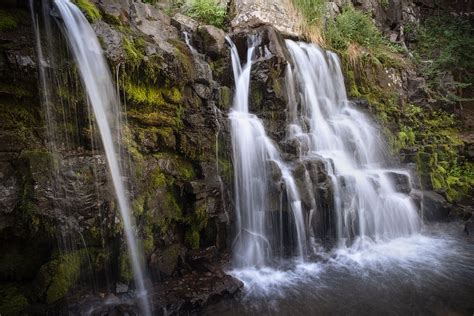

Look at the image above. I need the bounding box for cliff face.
[0,1,238,313]
[0,0,472,314]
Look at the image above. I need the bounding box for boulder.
[97,0,130,24]
[230,0,301,37]
[422,190,451,221]
[171,13,199,33]
[196,25,226,59]
[129,2,178,43]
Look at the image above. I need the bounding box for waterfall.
[228,37,307,267]
[228,36,422,269]
[51,1,151,314]
[285,40,421,248]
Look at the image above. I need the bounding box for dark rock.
[385,171,412,194]
[0,161,18,217]
[422,190,451,221]
[150,244,186,278]
[410,189,423,210]
[465,220,474,236]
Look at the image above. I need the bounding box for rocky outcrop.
[230,0,301,37]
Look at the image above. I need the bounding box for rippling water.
[205,223,474,315]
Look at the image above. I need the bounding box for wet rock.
[151,263,243,315]
[465,220,474,236]
[422,191,451,221]
[385,171,412,194]
[150,244,186,278]
[216,86,232,110]
[196,25,226,59]
[93,21,124,63]
[410,189,423,210]
[115,282,128,294]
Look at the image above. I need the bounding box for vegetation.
[405,14,474,104]
[291,0,327,43]
[74,0,101,22]
[397,105,473,201]
[183,0,227,28]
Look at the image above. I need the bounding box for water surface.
[205,223,474,315]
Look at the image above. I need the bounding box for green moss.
[250,86,263,108]
[123,37,145,66]
[34,251,85,304]
[150,168,168,188]
[73,0,101,22]
[185,201,208,249]
[0,284,28,316]
[0,10,18,31]
[173,46,195,81]
[217,86,232,110]
[125,83,165,107]
[118,251,132,283]
[127,109,181,127]
[124,81,182,112]
[0,99,37,144]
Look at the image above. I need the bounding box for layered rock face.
[0,0,238,313]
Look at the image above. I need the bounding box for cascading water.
[228,37,307,267]
[285,40,421,248]
[51,1,151,314]
[229,36,422,270]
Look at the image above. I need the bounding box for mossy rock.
[217,86,232,110]
[33,251,85,304]
[185,200,208,250]
[118,250,133,283]
[0,283,28,316]
[0,10,21,32]
[73,0,101,22]
[156,244,184,277]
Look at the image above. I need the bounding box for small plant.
[183,0,227,28]
[291,0,327,44]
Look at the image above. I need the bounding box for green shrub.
[184,0,227,28]
[326,6,384,51]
